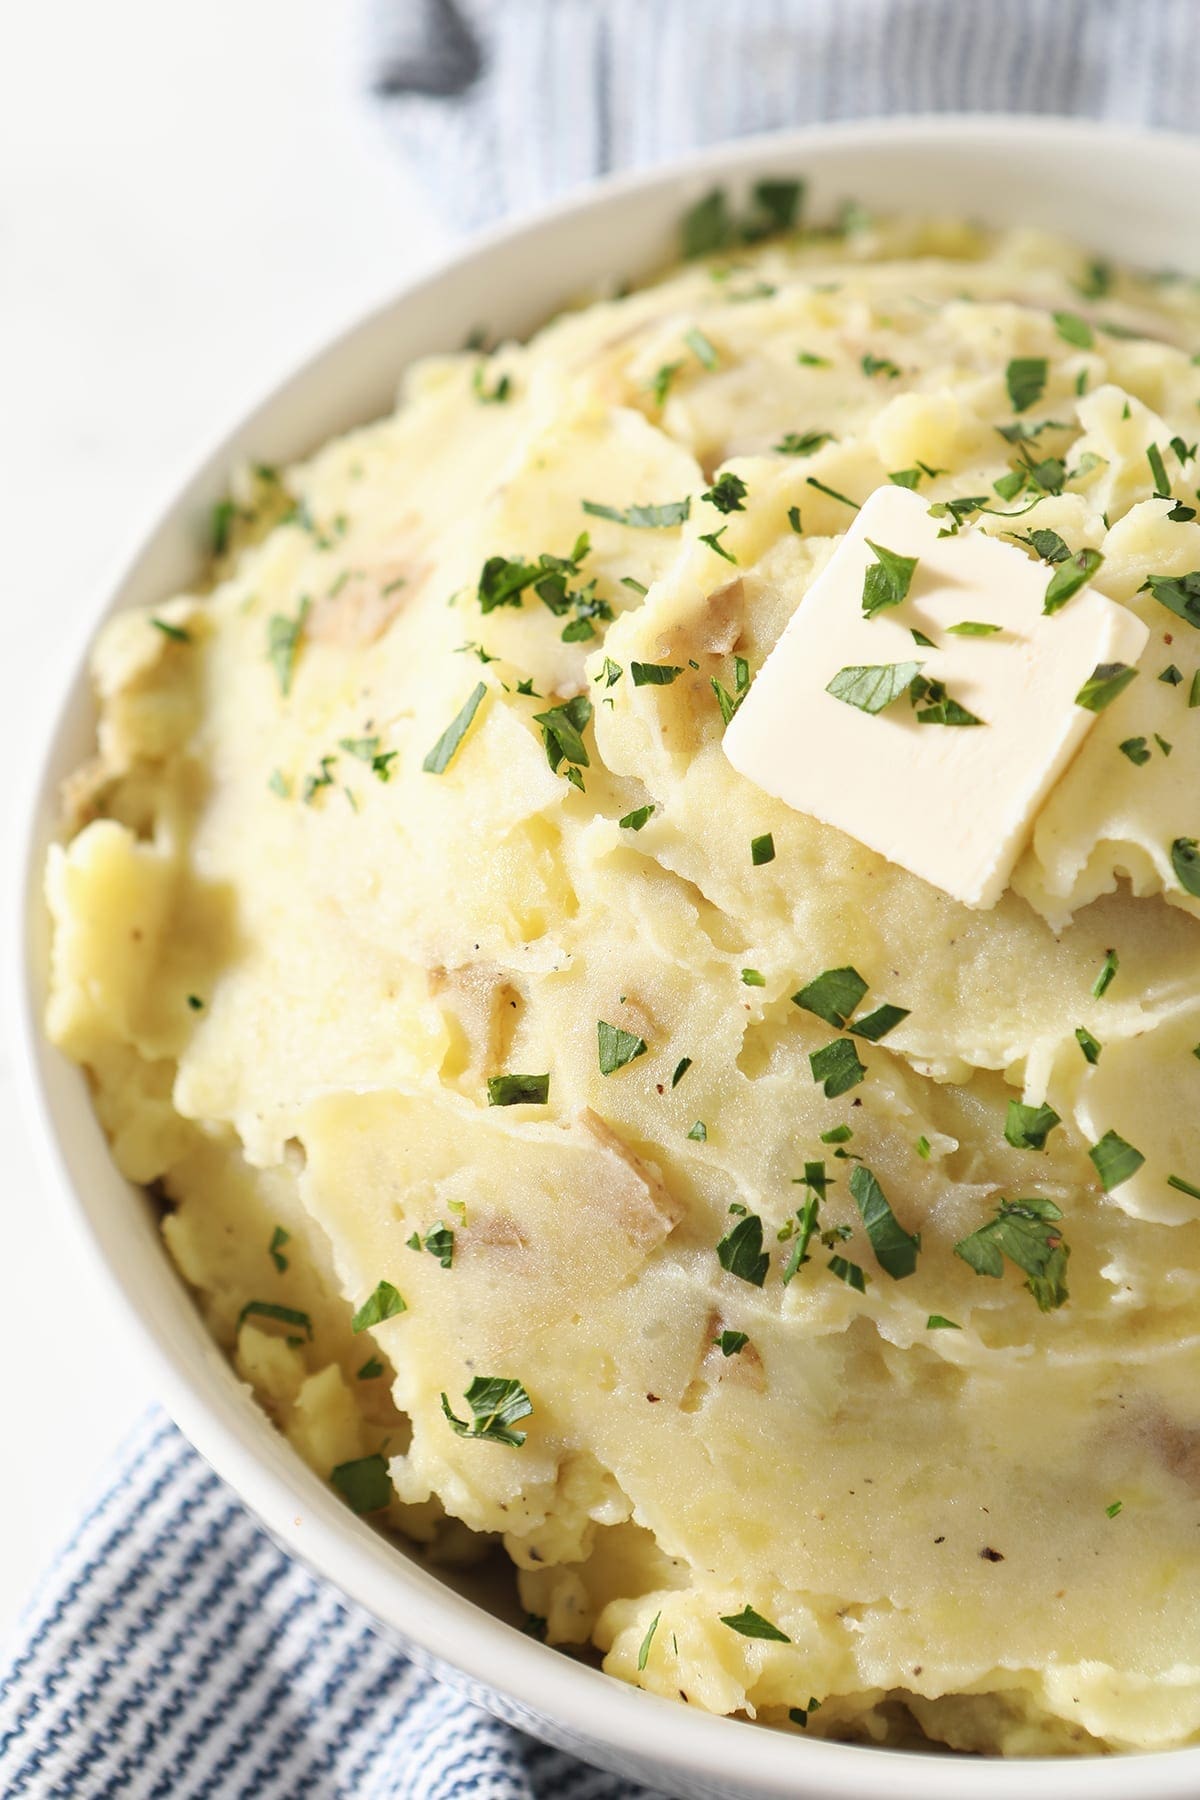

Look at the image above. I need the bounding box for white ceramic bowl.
[16,116,1200,1800]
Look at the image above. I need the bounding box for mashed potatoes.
[46,198,1200,1755]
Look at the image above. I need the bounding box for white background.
[0,0,449,1644]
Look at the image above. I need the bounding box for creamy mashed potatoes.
[46,199,1200,1756]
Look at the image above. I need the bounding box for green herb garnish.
[1054,311,1094,349]
[350,1281,407,1333]
[331,1454,393,1514]
[237,1300,313,1340]
[1075,1026,1102,1064]
[1006,357,1048,413]
[671,1057,692,1088]
[714,1329,748,1356]
[637,1611,662,1671]
[751,832,775,865]
[1119,737,1151,765]
[423,682,487,773]
[267,598,310,697]
[1093,947,1119,997]
[1075,663,1137,712]
[809,1039,866,1098]
[619,805,654,831]
[582,498,691,529]
[1045,547,1104,615]
[268,1226,290,1273]
[719,1606,790,1642]
[927,1315,961,1330]
[849,1164,920,1278]
[954,1197,1070,1311]
[1089,1129,1144,1190]
[716,1213,769,1286]
[441,1376,534,1447]
[487,1073,550,1106]
[1171,837,1200,895]
[861,541,918,619]
[1004,1100,1061,1151]
[826,660,923,714]
[598,1021,647,1075]
[631,661,683,687]
[774,430,832,457]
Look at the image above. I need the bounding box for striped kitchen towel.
[365,0,1200,226]
[0,1411,665,1799]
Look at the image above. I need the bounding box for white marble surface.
[1,0,449,1641]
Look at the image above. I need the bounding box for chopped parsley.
[350,1281,407,1333]
[637,1611,662,1671]
[794,966,868,1028]
[1144,571,1200,630]
[684,326,719,369]
[805,475,859,511]
[789,1699,822,1728]
[719,1606,790,1642]
[912,679,983,727]
[357,1357,384,1380]
[716,1213,769,1286]
[946,620,1001,637]
[862,352,900,379]
[797,349,830,367]
[1075,1025,1102,1064]
[1093,948,1119,997]
[827,1254,868,1291]
[533,695,592,782]
[151,617,191,643]
[423,682,487,773]
[954,1197,1070,1311]
[861,541,918,619]
[750,832,776,865]
[237,1300,313,1340]
[1089,1129,1145,1191]
[1171,837,1200,895]
[1044,547,1104,615]
[1006,357,1048,414]
[422,1224,455,1270]
[702,472,747,514]
[619,804,655,831]
[809,1038,866,1098]
[787,505,803,533]
[1075,663,1137,712]
[487,1073,550,1106]
[1167,1173,1200,1201]
[441,1376,534,1447]
[849,1164,920,1279]
[267,598,310,697]
[1004,1100,1061,1152]
[598,1020,647,1075]
[1053,311,1094,349]
[774,430,832,457]
[712,655,751,725]
[472,362,511,404]
[649,361,683,406]
[714,1329,748,1356]
[741,968,766,987]
[1119,737,1152,765]
[631,661,683,687]
[687,1120,708,1142]
[268,1226,290,1273]
[1105,1500,1123,1519]
[927,1315,961,1330]
[826,660,923,714]
[211,498,236,556]
[330,1454,393,1514]
[1161,662,1186,685]
[582,497,691,529]
[671,1057,692,1088]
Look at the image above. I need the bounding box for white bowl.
[15,116,1200,1800]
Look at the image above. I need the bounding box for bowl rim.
[15,112,1200,1799]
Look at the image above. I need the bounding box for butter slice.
[724,485,1148,908]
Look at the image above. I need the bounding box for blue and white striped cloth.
[8,2,1200,1792]
[0,1413,662,1798]
[366,0,1200,226]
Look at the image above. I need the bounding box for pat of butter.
[724,485,1148,908]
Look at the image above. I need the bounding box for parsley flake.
[687,1120,708,1142]
[631,661,683,687]
[1075,1025,1102,1064]
[1004,1100,1061,1152]
[357,1357,384,1380]
[533,695,592,777]
[1006,358,1048,413]
[827,1254,868,1291]
[1089,1129,1144,1190]
[1171,837,1200,896]
[714,1329,748,1356]
[716,1213,769,1286]
[862,540,918,619]
[441,1376,534,1447]
[331,1454,393,1514]
[826,660,923,714]
[237,1300,313,1340]
[751,832,775,865]
[702,472,747,514]
[1119,736,1151,765]
[351,1281,407,1333]
[671,1057,692,1088]
[719,1606,790,1642]
[946,620,1001,637]
[619,804,654,831]
[1045,547,1104,615]
[487,1073,550,1106]
[267,598,310,697]
[849,1164,920,1279]
[927,1314,961,1330]
[774,431,832,457]
[1144,571,1200,630]
[151,617,191,644]
[582,498,690,529]
[268,1226,290,1273]
[423,682,487,773]
[793,966,868,1028]
[1054,311,1094,349]
[637,1611,662,1671]
[809,1038,866,1098]
[598,1020,647,1076]
[1075,663,1137,712]
[954,1197,1070,1311]
[1093,948,1119,997]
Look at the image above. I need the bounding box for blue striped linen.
[366,0,1200,226]
[0,1412,663,1798]
[10,1,1200,1789]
